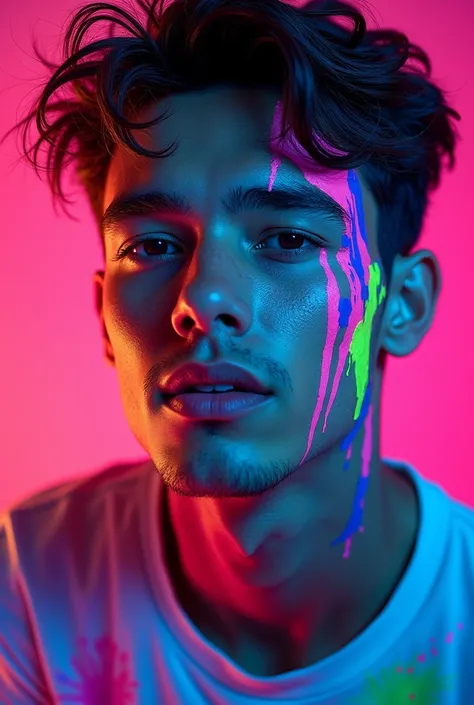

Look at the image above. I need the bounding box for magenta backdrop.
[0,0,472,511]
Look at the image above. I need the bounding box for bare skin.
[94,86,440,676]
[162,455,419,675]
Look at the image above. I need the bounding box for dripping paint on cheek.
[267,100,370,454]
[267,100,387,559]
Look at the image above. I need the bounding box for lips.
[163,389,273,420]
[181,384,240,393]
[160,362,272,398]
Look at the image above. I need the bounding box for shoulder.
[0,458,151,575]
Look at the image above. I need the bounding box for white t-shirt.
[0,457,472,704]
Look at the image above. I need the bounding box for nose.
[171,247,252,339]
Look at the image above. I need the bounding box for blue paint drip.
[341,233,351,249]
[331,474,370,546]
[340,381,372,457]
[346,170,370,303]
[332,382,372,546]
[332,172,375,553]
[338,297,352,328]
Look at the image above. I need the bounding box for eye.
[111,236,182,263]
[254,230,323,258]
[111,229,324,265]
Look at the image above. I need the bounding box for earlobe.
[92,270,116,368]
[378,296,416,358]
[104,345,116,368]
[377,250,442,358]
[93,270,105,318]
[377,296,409,358]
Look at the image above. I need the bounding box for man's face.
[96,86,384,498]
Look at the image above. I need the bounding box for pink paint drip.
[268,101,366,465]
[321,248,363,434]
[268,100,373,440]
[361,404,373,480]
[268,152,282,191]
[268,100,353,212]
[343,537,352,559]
[267,98,376,558]
[298,249,341,464]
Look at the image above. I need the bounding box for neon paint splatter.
[350,664,452,705]
[289,247,340,466]
[349,629,459,704]
[268,99,387,558]
[347,258,387,420]
[54,634,139,704]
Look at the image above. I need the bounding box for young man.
[0,0,470,702]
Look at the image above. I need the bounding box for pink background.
[0,0,472,511]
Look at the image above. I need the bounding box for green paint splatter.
[349,663,454,705]
[346,261,387,420]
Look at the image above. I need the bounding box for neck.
[162,442,418,675]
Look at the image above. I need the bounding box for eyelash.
[112,230,323,264]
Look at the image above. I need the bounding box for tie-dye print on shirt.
[54,635,139,704]
[350,628,463,705]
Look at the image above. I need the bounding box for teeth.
[193,384,235,393]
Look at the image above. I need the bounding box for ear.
[92,270,116,368]
[377,249,442,358]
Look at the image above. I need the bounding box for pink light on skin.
[267,99,386,558]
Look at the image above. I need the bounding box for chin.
[154,448,294,499]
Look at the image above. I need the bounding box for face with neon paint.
[95,86,390,518]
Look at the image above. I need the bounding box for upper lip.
[160,362,272,396]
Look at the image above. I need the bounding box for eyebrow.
[101,182,350,234]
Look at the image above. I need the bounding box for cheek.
[258,264,329,344]
[286,249,379,447]
[104,277,158,356]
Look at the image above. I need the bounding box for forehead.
[103,86,378,249]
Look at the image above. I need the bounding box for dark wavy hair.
[2,0,461,289]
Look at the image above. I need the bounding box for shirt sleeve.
[0,515,55,705]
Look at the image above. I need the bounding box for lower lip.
[163,391,273,420]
